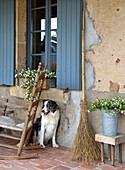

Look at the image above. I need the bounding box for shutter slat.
[0,0,14,85]
[57,0,82,90]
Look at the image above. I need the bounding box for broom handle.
[82,11,85,101]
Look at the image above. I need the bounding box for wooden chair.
[0,63,46,159]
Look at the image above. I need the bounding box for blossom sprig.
[88,96,125,115]
[45,69,56,78]
[15,68,56,100]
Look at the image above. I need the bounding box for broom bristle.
[70,100,101,161]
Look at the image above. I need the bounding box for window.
[27,0,57,71]
[28,0,82,90]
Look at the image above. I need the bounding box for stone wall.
[15,0,27,73]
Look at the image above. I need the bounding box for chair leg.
[17,132,26,156]
[17,121,29,156]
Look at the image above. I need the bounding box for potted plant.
[88,96,125,137]
[15,68,56,101]
[44,69,56,88]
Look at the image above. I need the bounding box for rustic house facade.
[0,0,125,161]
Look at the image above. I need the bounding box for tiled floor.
[0,139,125,170]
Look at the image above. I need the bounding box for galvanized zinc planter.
[101,109,119,137]
[88,96,125,137]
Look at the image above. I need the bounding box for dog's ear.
[43,99,47,105]
[42,99,48,109]
[50,101,59,113]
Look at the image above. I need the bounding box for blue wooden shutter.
[0,0,15,85]
[57,0,82,90]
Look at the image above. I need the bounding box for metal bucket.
[101,109,119,137]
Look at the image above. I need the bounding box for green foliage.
[88,96,125,114]
[51,35,57,41]
[15,68,56,101]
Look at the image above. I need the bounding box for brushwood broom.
[70,11,100,161]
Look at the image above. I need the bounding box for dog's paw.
[53,143,59,148]
[40,144,46,148]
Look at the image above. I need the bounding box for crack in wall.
[84,1,101,91]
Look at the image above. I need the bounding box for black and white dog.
[29,100,60,148]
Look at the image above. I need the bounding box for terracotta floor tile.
[34,163,53,170]
[80,164,98,169]
[100,165,117,170]
[117,166,125,170]
[1,137,125,170]
[75,168,90,170]
[0,164,26,170]
[102,160,124,168]
[55,156,70,163]
[29,158,48,165]
[62,161,81,168]
[47,159,64,166]
[51,165,71,170]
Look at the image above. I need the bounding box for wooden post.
[82,11,85,101]
[111,145,115,166]
[119,144,122,163]
[101,143,104,163]
[108,144,111,160]
[2,98,8,115]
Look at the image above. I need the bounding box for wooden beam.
[0,133,20,140]
[101,143,104,163]
[0,124,23,131]
[2,96,29,105]
[108,144,111,160]
[111,145,115,166]
[0,153,38,160]
[0,143,18,149]
[82,11,85,101]
[0,143,42,150]
[119,144,122,163]
[95,133,125,145]
[0,100,28,110]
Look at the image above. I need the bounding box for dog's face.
[42,100,58,115]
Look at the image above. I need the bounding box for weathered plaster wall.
[85,0,125,161]
[10,0,27,100]
[86,0,125,93]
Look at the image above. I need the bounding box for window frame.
[27,0,57,70]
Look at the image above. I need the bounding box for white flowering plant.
[88,96,125,115]
[15,68,56,100]
[45,70,56,78]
